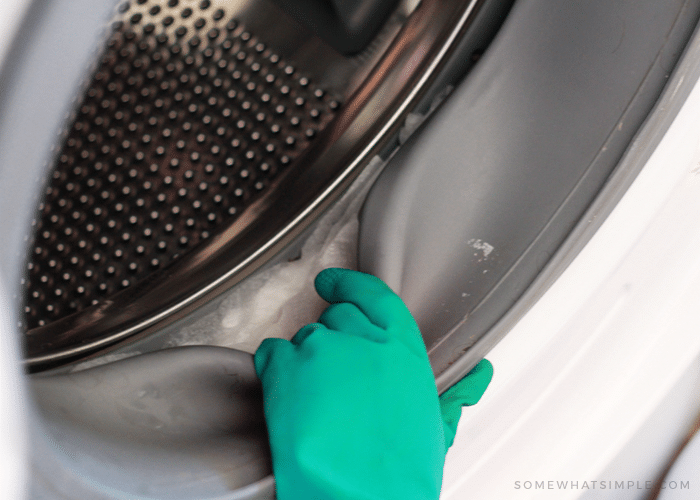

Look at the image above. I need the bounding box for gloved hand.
[439,359,493,450]
[254,268,492,500]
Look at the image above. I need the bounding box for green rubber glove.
[254,268,492,500]
[439,359,493,450]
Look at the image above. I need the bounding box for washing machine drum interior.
[4,0,700,497]
[19,0,508,371]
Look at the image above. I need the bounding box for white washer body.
[442,62,700,499]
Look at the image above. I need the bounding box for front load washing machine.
[2,0,700,498]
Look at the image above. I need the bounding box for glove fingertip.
[470,359,494,386]
[440,359,494,407]
[313,267,344,301]
[440,360,494,453]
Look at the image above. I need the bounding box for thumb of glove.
[439,359,493,451]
